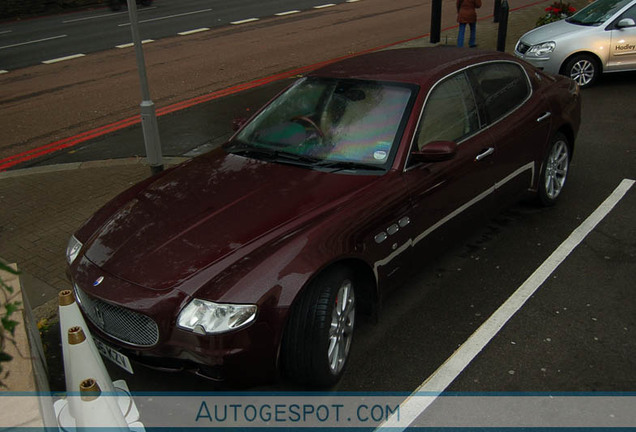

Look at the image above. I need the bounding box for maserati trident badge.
[93,276,105,287]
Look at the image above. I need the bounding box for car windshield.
[228,77,415,171]
[566,0,631,25]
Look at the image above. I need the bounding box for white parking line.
[0,70,8,74]
[380,178,635,431]
[42,53,86,64]
[231,18,259,25]
[118,9,212,27]
[178,28,210,36]
[314,3,336,8]
[275,10,301,16]
[346,0,361,2]
[0,34,67,50]
[0,30,12,35]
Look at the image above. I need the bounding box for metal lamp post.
[126,0,164,175]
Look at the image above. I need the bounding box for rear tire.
[282,266,356,387]
[563,54,599,88]
[537,132,570,207]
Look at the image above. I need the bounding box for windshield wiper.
[314,160,386,172]
[227,144,385,172]
[226,144,322,166]
[273,152,322,165]
[226,144,274,157]
[565,17,599,26]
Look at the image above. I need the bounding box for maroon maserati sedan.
[66,47,580,387]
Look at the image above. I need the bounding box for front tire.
[282,266,356,387]
[563,54,599,88]
[537,132,570,206]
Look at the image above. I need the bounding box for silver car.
[515,0,636,87]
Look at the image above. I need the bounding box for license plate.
[94,337,134,374]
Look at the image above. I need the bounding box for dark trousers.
[457,22,477,47]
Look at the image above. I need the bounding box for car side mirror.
[410,141,457,162]
[617,18,636,28]
[232,117,248,132]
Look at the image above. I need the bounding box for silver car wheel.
[544,138,569,200]
[328,280,355,375]
[569,59,595,87]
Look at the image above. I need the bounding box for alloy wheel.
[328,280,355,375]
[569,59,595,87]
[544,139,569,200]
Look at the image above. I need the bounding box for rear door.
[466,61,552,205]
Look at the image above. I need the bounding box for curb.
[0,156,189,179]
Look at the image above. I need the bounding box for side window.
[416,72,480,150]
[469,62,530,124]
[618,4,636,22]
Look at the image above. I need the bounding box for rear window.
[468,62,530,124]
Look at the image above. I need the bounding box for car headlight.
[66,235,83,265]
[177,299,257,335]
[527,41,556,57]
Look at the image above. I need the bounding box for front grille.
[74,284,159,347]
[516,42,530,54]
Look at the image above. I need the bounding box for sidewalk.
[0,0,586,323]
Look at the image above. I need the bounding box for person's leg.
[457,23,466,47]
[468,22,477,47]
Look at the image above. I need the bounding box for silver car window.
[567,0,632,25]
[617,3,636,21]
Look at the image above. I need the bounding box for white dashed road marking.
[178,28,211,36]
[116,39,154,48]
[275,10,301,16]
[118,9,212,27]
[42,53,86,64]
[7,1,362,67]
[231,18,259,25]
[0,34,67,50]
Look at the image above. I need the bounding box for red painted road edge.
[0,0,547,172]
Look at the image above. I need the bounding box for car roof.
[309,47,513,86]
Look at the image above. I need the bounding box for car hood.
[520,19,586,45]
[82,150,378,291]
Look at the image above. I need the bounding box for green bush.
[0,262,21,388]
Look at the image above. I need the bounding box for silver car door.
[608,3,636,71]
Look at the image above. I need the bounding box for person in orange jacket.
[457,0,482,47]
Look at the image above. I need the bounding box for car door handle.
[537,112,552,122]
[475,147,495,161]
